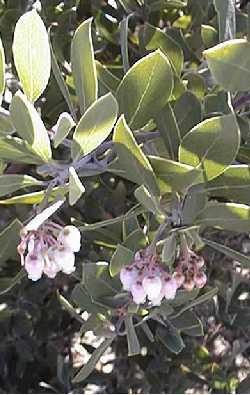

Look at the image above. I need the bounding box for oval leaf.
[72,93,118,159]
[0,174,42,197]
[0,37,5,103]
[10,91,52,162]
[179,114,240,181]
[53,112,75,148]
[204,39,250,92]
[12,10,51,102]
[117,50,173,130]
[71,18,97,115]
[69,167,85,206]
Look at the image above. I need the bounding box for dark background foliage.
[1,0,250,393]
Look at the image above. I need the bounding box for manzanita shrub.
[2,0,250,391]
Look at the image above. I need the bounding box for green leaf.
[125,315,141,356]
[134,185,164,216]
[111,115,159,195]
[72,93,118,159]
[71,18,97,114]
[236,375,250,394]
[73,335,115,383]
[174,91,202,138]
[170,310,203,337]
[12,10,51,102]
[155,103,181,160]
[0,186,67,205]
[110,244,134,277]
[69,167,85,206]
[183,72,206,100]
[0,136,45,165]
[71,284,105,314]
[0,37,5,103]
[117,50,173,130]
[0,218,22,263]
[141,23,183,75]
[204,39,250,92]
[10,91,52,162]
[201,24,218,49]
[195,202,250,232]
[50,41,76,120]
[156,325,185,354]
[179,114,240,181]
[0,268,26,296]
[0,109,14,137]
[205,165,250,204]
[0,174,42,197]
[95,61,120,95]
[162,234,177,266]
[53,112,75,148]
[203,238,250,268]
[149,156,202,193]
[120,15,130,73]
[214,0,235,42]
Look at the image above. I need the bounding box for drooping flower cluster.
[18,223,81,281]
[120,248,207,306]
[120,251,178,306]
[174,249,207,291]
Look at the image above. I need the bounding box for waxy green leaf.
[117,50,173,130]
[72,93,118,159]
[12,10,51,102]
[53,112,75,148]
[204,39,250,92]
[69,167,85,206]
[110,244,134,277]
[0,174,42,197]
[10,91,52,162]
[71,18,97,114]
[179,114,240,181]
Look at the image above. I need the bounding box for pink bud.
[120,267,138,291]
[173,271,185,288]
[142,275,162,301]
[183,279,195,291]
[131,281,146,305]
[194,272,207,288]
[58,225,81,252]
[163,277,177,300]
[24,252,44,281]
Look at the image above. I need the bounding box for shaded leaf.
[203,238,250,268]
[0,218,22,263]
[174,91,202,138]
[125,315,141,356]
[0,37,5,103]
[110,244,134,277]
[0,174,42,197]
[0,186,67,205]
[69,167,85,206]
[73,336,115,383]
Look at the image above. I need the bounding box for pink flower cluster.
[18,224,81,281]
[120,251,178,306]
[120,249,207,306]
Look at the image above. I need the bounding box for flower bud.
[142,275,162,301]
[58,225,81,252]
[54,247,76,274]
[163,277,177,300]
[24,252,44,281]
[131,281,146,305]
[120,267,138,291]
[173,271,185,288]
[183,278,195,291]
[194,271,207,288]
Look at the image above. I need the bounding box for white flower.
[131,281,146,305]
[120,267,138,291]
[58,225,81,252]
[151,288,165,306]
[163,277,177,300]
[142,275,162,301]
[53,247,76,274]
[24,252,44,281]
[43,249,61,279]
